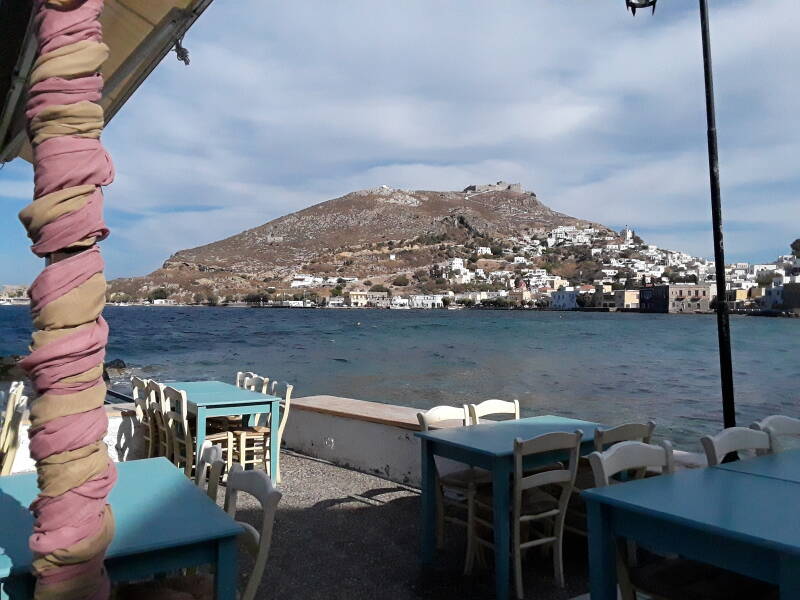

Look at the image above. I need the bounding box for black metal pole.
[699,0,736,429]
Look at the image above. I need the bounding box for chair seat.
[231,425,272,436]
[476,487,558,515]
[630,557,778,600]
[440,467,491,490]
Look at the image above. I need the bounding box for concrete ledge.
[292,395,423,430]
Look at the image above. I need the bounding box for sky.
[1,0,798,284]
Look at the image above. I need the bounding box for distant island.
[87,182,797,314]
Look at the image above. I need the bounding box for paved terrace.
[224,450,592,600]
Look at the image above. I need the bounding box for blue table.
[168,381,281,477]
[415,415,600,599]
[716,448,800,483]
[0,458,241,600]
[583,465,800,599]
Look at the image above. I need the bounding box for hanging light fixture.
[626,0,657,15]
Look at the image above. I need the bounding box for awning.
[0,0,213,164]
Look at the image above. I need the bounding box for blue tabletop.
[166,380,280,407]
[0,458,241,579]
[582,466,800,555]
[415,415,599,457]
[716,448,800,484]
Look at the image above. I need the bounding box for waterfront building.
[409,294,448,309]
[348,291,389,308]
[327,297,345,308]
[639,284,714,313]
[551,288,579,310]
[509,290,532,304]
[614,289,640,310]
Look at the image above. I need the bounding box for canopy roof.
[0,0,213,163]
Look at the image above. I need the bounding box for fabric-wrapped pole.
[17,1,116,599]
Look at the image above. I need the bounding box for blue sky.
[1,0,798,284]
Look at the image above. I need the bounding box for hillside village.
[8,183,796,314]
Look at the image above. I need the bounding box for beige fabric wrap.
[19,185,94,240]
[30,41,109,86]
[30,101,104,146]
[37,441,110,497]
[33,506,115,574]
[29,383,107,428]
[34,274,106,331]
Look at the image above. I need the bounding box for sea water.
[2,305,798,448]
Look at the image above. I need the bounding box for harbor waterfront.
[2,304,797,449]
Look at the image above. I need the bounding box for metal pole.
[699,0,736,428]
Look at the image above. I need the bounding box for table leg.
[492,459,510,599]
[780,555,800,600]
[586,500,617,600]
[215,536,238,600]
[420,439,437,565]
[269,402,280,479]
[195,406,207,463]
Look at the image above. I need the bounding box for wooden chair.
[195,442,225,501]
[568,421,657,537]
[466,431,583,599]
[1,382,25,454]
[131,376,156,458]
[701,427,770,466]
[751,415,800,452]
[117,464,282,600]
[0,387,26,476]
[467,398,520,424]
[417,404,487,572]
[163,386,195,477]
[229,381,292,483]
[588,440,776,600]
[146,380,172,459]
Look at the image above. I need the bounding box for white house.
[327,297,345,308]
[409,294,451,309]
[290,274,324,288]
[476,246,492,256]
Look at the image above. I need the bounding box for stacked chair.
[1,382,27,476]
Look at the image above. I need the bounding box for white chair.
[588,440,675,488]
[468,399,520,424]
[118,464,282,600]
[467,430,583,599]
[163,385,195,477]
[751,415,800,452]
[195,442,225,501]
[594,422,656,452]
[701,427,770,466]
[130,376,156,458]
[1,382,26,454]
[235,370,257,388]
[146,380,171,459]
[417,405,486,572]
[0,387,27,476]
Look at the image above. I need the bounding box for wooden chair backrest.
[701,426,770,466]
[272,382,293,443]
[224,464,282,600]
[588,440,675,487]
[130,376,149,424]
[513,430,583,497]
[1,382,25,452]
[0,404,26,476]
[468,399,520,424]
[417,405,469,431]
[236,371,257,388]
[195,442,224,500]
[594,421,656,452]
[244,374,270,394]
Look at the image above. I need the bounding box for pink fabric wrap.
[29,245,104,311]
[19,1,116,598]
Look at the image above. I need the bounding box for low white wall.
[12,405,147,474]
[283,407,422,485]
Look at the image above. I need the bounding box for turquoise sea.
[2,305,798,449]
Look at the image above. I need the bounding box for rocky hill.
[108,183,614,302]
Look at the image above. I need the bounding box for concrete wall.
[282,407,422,485]
[11,404,147,474]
